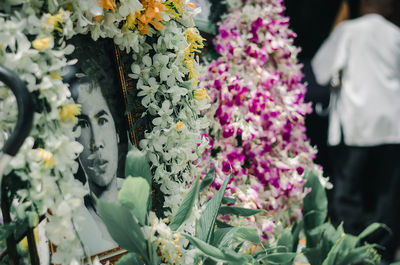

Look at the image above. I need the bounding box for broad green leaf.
[118,177,150,225]
[306,222,339,250]
[183,233,246,264]
[232,227,260,244]
[169,176,200,231]
[215,220,233,228]
[218,227,260,247]
[303,247,325,265]
[212,227,233,247]
[221,196,237,204]
[219,206,264,217]
[303,222,341,265]
[198,174,232,243]
[322,235,358,265]
[200,166,215,192]
[339,244,378,265]
[357,222,390,243]
[115,253,145,265]
[97,200,149,263]
[321,236,344,265]
[125,146,152,185]
[261,252,297,264]
[277,229,293,253]
[291,220,303,252]
[221,247,252,263]
[303,170,328,229]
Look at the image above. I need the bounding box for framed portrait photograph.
[49,34,141,264]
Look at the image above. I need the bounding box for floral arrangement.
[0,0,209,263]
[200,0,329,241]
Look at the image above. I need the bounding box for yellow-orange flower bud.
[99,0,117,12]
[32,36,53,50]
[176,121,183,130]
[60,104,81,123]
[194,88,210,101]
[37,148,55,168]
[50,72,62,80]
[47,11,64,31]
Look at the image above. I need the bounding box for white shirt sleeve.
[312,22,350,85]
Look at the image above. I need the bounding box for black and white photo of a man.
[65,35,128,257]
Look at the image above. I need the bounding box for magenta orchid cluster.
[200,0,322,240]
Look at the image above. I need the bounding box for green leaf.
[303,247,325,265]
[339,244,378,265]
[262,252,297,264]
[97,200,149,263]
[221,196,237,204]
[118,177,150,225]
[169,176,200,231]
[291,220,303,252]
[218,227,260,247]
[277,229,293,253]
[200,166,215,192]
[198,174,232,243]
[183,233,247,264]
[115,253,145,265]
[306,222,339,250]
[219,206,264,217]
[221,247,251,263]
[215,220,233,228]
[303,170,328,230]
[303,222,341,264]
[232,227,260,244]
[212,227,233,247]
[322,235,358,265]
[357,222,390,242]
[125,146,152,185]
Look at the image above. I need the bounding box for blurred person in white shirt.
[312,0,400,262]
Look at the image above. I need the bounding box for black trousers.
[330,143,400,261]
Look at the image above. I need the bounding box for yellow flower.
[183,28,204,84]
[50,72,62,80]
[194,88,210,101]
[37,148,55,168]
[60,104,81,123]
[164,0,184,19]
[32,36,53,50]
[125,12,139,30]
[184,57,199,79]
[175,121,183,130]
[47,10,64,32]
[185,28,205,55]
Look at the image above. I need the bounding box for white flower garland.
[0,0,208,263]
